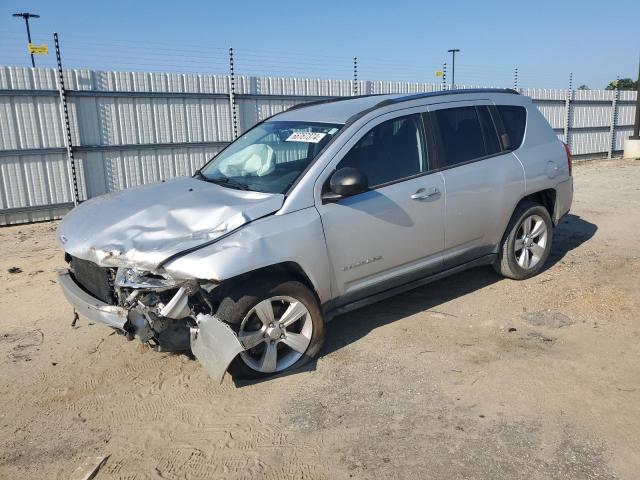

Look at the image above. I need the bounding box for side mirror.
[322,167,369,203]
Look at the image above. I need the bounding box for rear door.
[315,110,445,302]
[426,101,525,268]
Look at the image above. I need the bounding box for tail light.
[563,142,572,176]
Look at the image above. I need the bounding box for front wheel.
[494,201,553,280]
[215,279,325,379]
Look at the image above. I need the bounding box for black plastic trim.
[428,149,512,175]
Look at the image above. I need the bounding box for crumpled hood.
[57,176,284,271]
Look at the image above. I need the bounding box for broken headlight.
[115,267,178,291]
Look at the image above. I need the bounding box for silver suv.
[57,89,573,381]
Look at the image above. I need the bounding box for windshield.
[199,121,342,194]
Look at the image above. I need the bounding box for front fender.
[163,207,332,303]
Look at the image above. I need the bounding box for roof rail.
[381,88,518,106]
[286,94,379,112]
[282,88,519,121]
[345,88,519,124]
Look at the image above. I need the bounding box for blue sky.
[1,0,638,89]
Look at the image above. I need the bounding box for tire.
[494,200,553,280]
[215,277,325,379]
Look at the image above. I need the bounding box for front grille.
[70,256,116,305]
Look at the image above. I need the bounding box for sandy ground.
[0,159,639,480]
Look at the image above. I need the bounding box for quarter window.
[338,114,426,188]
[497,105,527,150]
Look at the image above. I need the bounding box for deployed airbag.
[218,144,275,177]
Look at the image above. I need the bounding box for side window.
[433,106,487,167]
[497,105,527,150]
[338,114,426,188]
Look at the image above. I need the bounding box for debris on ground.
[7,267,22,274]
[70,455,109,480]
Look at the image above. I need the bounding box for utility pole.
[12,12,40,68]
[447,49,460,89]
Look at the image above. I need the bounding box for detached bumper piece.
[58,270,128,329]
[190,314,244,383]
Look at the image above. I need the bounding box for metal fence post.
[563,72,573,146]
[353,57,358,96]
[54,32,79,206]
[441,63,447,91]
[228,47,238,140]
[608,81,620,159]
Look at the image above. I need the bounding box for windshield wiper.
[200,174,251,191]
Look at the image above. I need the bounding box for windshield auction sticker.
[285,132,327,143]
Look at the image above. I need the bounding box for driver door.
[315,110,445,304]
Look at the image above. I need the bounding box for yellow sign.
[435,70,444,78]
[28,43,49,55]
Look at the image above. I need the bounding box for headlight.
[115,267,177,290]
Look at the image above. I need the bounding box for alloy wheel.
[237,296,313,373]
[514,214,548,269]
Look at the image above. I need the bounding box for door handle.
[411,187,440,200]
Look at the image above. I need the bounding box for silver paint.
[57,90,573,381]
[58,270,129,329]
[57,176,284,272]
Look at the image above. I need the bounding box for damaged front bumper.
[57,269,244,382]
[59,270,129,329]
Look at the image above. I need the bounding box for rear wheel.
[216,278,325,379]
[494,201,553,280]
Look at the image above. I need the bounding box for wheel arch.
[208,261,321,310]
[495,188,557,253]
[520,188,557,224]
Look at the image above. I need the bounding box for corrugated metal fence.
[0,66,637,225]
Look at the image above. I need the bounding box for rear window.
[497,106,527,150]
[433,106,487,167]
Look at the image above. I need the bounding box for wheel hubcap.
[514,214,548,270]
[237,296,312,373]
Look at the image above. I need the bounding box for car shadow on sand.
[233,213,597,387]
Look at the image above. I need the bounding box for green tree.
[605,78,637,90]
[577,84,590,90]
